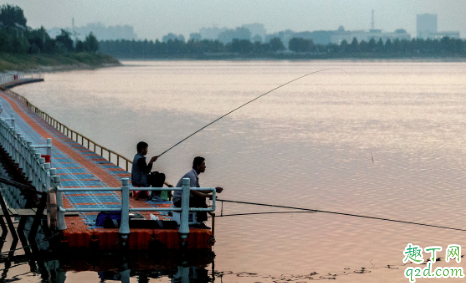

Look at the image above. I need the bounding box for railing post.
[38,157,45,192]
[179,178,191,241]
[49,168,57,228]
[16,133,23,170]
[12,127,18,163]
[55,175,66,231]
[46,138,52,166]
[119,178,130,238]
[120,269,130,283]
[33,152,41,188]
[10,114,14,130]
[8,127,14,158]
[26,141,32,180]
[44,163,51,193]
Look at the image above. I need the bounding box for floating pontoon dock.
[0,74,215,252]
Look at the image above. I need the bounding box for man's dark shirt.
[131,153,152,187]
[137,158,153,174]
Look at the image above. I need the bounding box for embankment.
[0,53,121,72]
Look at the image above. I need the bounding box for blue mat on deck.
[81,214,99,228]
[147,199,172,205]
[64,191,118,195]
[66,195,121,204]
[73,204,121,209]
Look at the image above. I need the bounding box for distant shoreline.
[116,56,466,62]
[0,53,121,73]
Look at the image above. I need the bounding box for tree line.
[99,38,287,58]
[0,4,99,54]
[289,37,466,55]
[99,36,466,59]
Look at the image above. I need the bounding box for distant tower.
[417,14,437,39]
[71,18,79,45]
[371,10,375,30]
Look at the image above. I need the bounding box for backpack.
[95,211,121,227]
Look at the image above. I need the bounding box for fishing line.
[218,199,466,232]
[158,68,349,157]
[220,211,315,217]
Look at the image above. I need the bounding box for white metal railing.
[1,77,135,173]
[56,177,216,240]
[0,115,54,209]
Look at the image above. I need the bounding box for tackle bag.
[96,211,121,227]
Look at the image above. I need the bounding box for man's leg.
[149,172,166,198]
[190,196,208,222]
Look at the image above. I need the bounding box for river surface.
[7,60,466,282]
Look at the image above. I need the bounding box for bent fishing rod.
[157,68,349,157]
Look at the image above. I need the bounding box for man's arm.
[192,187,223,197]
[137,158,153,174]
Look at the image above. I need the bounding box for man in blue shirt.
[174,156,223,226]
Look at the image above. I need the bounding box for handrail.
[0,87,134,172]
[0,116,54,211]
[55,177,216,241]
[0,72,42,84]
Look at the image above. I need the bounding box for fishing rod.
[217,199,466,232]
[158,68,349,157]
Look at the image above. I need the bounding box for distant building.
[162,33,185,42]
[270,26,411,48]
[416,14,460,40]
[199,26,227,40]
[417,14,437,39]
[329,26,411,45]
[217,27,251,43]
[428,31,460,40]
[48,22,137,41]
[242,23,266,42]
[189,33,202,41]
[265,29,296,47]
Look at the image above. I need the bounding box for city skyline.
[4,0,466,40]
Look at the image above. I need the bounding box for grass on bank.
[0,53,121,72]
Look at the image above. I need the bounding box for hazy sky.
[4,0,466,40]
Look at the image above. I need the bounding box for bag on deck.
[96,211,121,227]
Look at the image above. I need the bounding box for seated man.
[131,141,165,199]
[173,156,223,228]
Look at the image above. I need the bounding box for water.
[6,60,466,282]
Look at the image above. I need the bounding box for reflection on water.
[8,61,466,281]
[0,247,215,283]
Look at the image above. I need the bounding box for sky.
[3,0,466,40]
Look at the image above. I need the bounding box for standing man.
[173,156,223,228]
[131,141,165,199]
